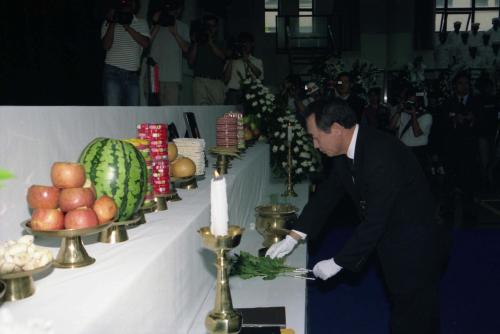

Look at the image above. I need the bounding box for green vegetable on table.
[230,251,298,280]
[0,169,14,188]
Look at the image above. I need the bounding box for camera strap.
[399,112,427,139]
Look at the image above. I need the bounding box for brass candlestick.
[283,141,297,197]
[209,147,240,175]
[198,226,244,334]
[216,154,230,175]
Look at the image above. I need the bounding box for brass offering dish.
[255,204,298,253]
[198,225,244,334]
[23,221,113,268]
[99,214,141,244]
[0,262,52,301]
[165,187,182,202]
[172,175,198,190]
[138,201,157,223]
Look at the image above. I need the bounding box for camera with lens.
[158,0,178,27]
[111,0,134,25]
[404,100,416,111]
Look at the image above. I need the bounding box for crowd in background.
[100,0,263,107]
[100,0,500,225]
[279,68,500,226]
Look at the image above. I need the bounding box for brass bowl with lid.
[255,204,298,249]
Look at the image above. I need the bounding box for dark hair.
[304,98,357,132]
[452,71,470,86]
[203,14,218,24]
[336,72,352,81]
[238,32,254,43]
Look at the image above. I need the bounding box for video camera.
[110,0,133,25]
[157,0,179,27]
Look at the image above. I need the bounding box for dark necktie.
[347,158,355,175]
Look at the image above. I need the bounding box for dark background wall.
[0,0,430,105]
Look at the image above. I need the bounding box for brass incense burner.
[23,220,113,268]
[255,204,298,250]
[198,225,244,334]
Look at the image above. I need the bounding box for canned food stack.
[216,116,238,149]
[172,138,206,176]
[225,112,245,150]
[137,123,170,195]
[123,138,155,205]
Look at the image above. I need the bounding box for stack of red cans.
[216,116,238,148]
[137,123,170,195]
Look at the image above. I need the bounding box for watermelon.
[79,138,147,221]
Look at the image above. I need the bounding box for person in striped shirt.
[101,0,150,106]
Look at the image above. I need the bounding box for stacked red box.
[216,116,238,148]
[137,123,170,194]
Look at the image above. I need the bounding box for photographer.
[188,14,226,105]
[389,88,433,175]
[101,0,150,106]
[334,72,366,122]
[149,0,190,105]
[223,32,264,105]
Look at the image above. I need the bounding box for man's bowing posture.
[267,99,449,334]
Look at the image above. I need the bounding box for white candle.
[210,170,228,236]
[287,123,293,143]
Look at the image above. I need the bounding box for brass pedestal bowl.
[255,204,298,251]
[0,262,52,301]
[23,221,113,268]
[99,214,141,243]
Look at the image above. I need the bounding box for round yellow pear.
[168,142,178,162]
[171,157,196,178]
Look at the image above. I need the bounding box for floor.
[306,192,500,334]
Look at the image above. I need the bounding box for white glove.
[265,235,298,259]
[313,258,342,280]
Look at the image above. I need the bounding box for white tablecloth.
[2,143,274,334]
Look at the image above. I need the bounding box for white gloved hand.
[265,235,298,259]
[313,258,342,280]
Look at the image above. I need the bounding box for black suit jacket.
[294,124,443,293]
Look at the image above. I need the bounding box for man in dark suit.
[439,72,479,223]
[267,99,448,334]
[334,72,366,122]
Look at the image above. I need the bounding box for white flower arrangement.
[240,76,322,183]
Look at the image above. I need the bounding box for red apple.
[83,179,96,197]
[93,195,118,225]
[51,162,86,188]
[64,208,99,229]
[31,208,64,231]
[59,187,95,212]
[27,185,60,209]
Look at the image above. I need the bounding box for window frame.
[264,0,279,33]
[436,0,500,32]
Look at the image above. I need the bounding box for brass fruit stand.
[23,221,113,268]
